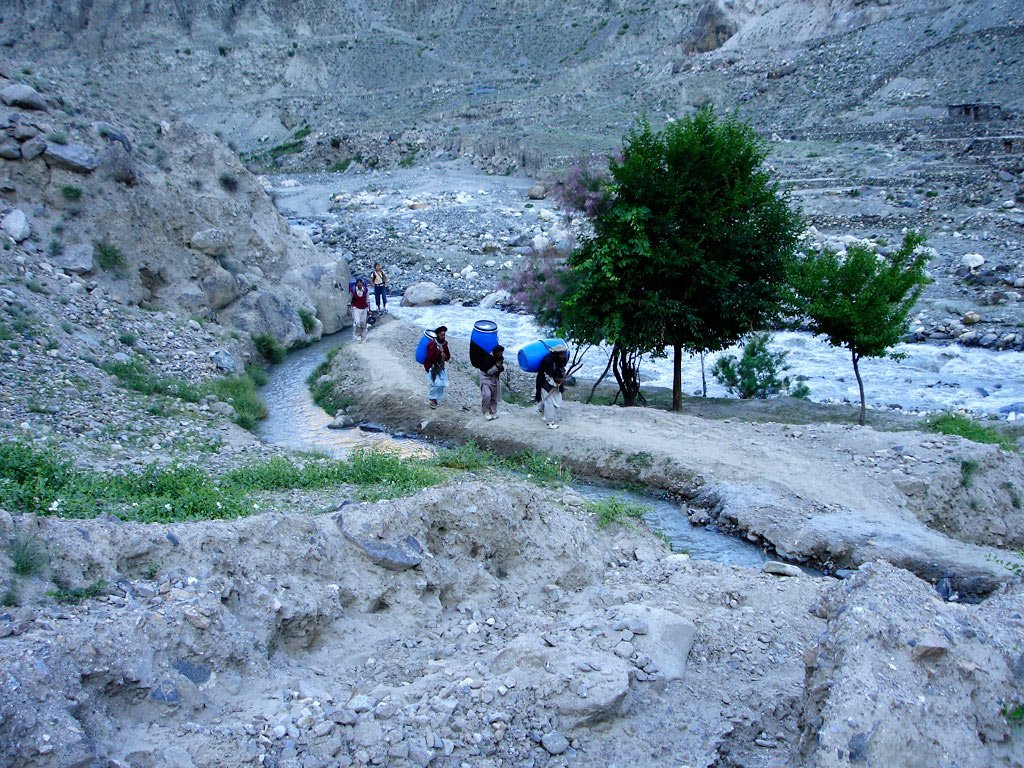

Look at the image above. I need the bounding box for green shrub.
[48,579,107,604]
[436,440,498,470]
[48,240,65,257]
[118,330,137,346]
[926,413,1017,450]
[9,534,47,576]
[252,333,285,363]
[93,240,127,272]
[586,495,650,529]
[502,450,574,485]
[46,131,68,145]
[203,374,268,431]
[60,184,83,201]
[711,332,801,399]
[960,459,979,488]
[298,308,317,334]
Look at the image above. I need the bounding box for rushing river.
[256,333,774,566]
[391,305,1024,419]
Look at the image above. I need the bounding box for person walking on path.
[480,345,505,420]
[350,278,370,342]
[370,262,388,313]
[424,325,451,409]
[536,344,567,429]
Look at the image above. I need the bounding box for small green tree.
[711,332,807,399]
[790,232,931,425]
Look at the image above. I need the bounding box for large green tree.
[790,231,931,425]
[596,108,803,410]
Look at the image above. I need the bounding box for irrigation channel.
[257,333,776,568]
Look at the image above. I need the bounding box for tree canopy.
[790,231,931,425]
[563,107,803,409]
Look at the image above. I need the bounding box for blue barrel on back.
[469,320,499,370]
[348,276,369,292]
[415,329,437,365]
[517,338,567,373]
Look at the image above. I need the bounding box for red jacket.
[423,339,451,372]
[350,286,369,309]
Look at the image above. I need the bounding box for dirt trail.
[337,317,1024,593]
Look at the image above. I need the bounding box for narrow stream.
[256,334,774,567]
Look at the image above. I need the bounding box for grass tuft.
[927,413,1017,450]
[586,495,651,529]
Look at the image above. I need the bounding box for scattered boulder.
[49,243,94,274]
[42,142,99,173]
[0,83,47,111]
[1,208,30,242]
[401,281,446,306]
[189,228,230,257]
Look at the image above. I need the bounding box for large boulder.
[199,265,241,310]
[282,261,349,335]
[43,142,99,173]
[0,83,47,111]
[223,289,309,349]
[401,281,446,306]
[190,228,230,257]
[1,209,30,242]
[49,243,95,275]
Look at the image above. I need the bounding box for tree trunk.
[852,349,866,426]
[672,342,682,411]
[700,352,707,397]
[610,343,643,407]
[587,350,614,404]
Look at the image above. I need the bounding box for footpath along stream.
[256,332,782,569]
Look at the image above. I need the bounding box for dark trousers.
[374,285,387,310]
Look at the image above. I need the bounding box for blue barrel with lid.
[415,329,437,365]
[469,320,499,370]
[517,338,568,373]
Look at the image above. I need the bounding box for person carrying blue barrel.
[536,343,567,429]
[350,278,370,342]
[480,345,505,420]
[423,325,451,409]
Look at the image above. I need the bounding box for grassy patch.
[927,413,1017,450]
[0,441,449,522]
[435,440,498,470]
[60,184,83,201]
[101,357,201,401]
[204,374,268,430]
[586,495,651,529]
[502,449,574,485]
[307,348,353,415]
[252,332,286,363]
[47,579,107,604]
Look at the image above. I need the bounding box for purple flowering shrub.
[551,154,615,219]
[501,246,572,331]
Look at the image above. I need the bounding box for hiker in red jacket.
[350,279,370,342]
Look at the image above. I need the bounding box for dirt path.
[337,317,1024,595]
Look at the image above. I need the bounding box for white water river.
[391,305,1024,419]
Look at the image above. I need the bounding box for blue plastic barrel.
[348,276,369,292]
[517,338,568,372]
[469,320,499,370]
[415,329,437,365]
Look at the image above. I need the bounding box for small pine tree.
[711,332,795,399]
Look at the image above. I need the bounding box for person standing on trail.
[536,344,567,429]
[424,325,451,409]
[480,345,504,420]
[370,262,388,313]
[350,278,370,342]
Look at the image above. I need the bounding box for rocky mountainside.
[2,0,1021,171]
